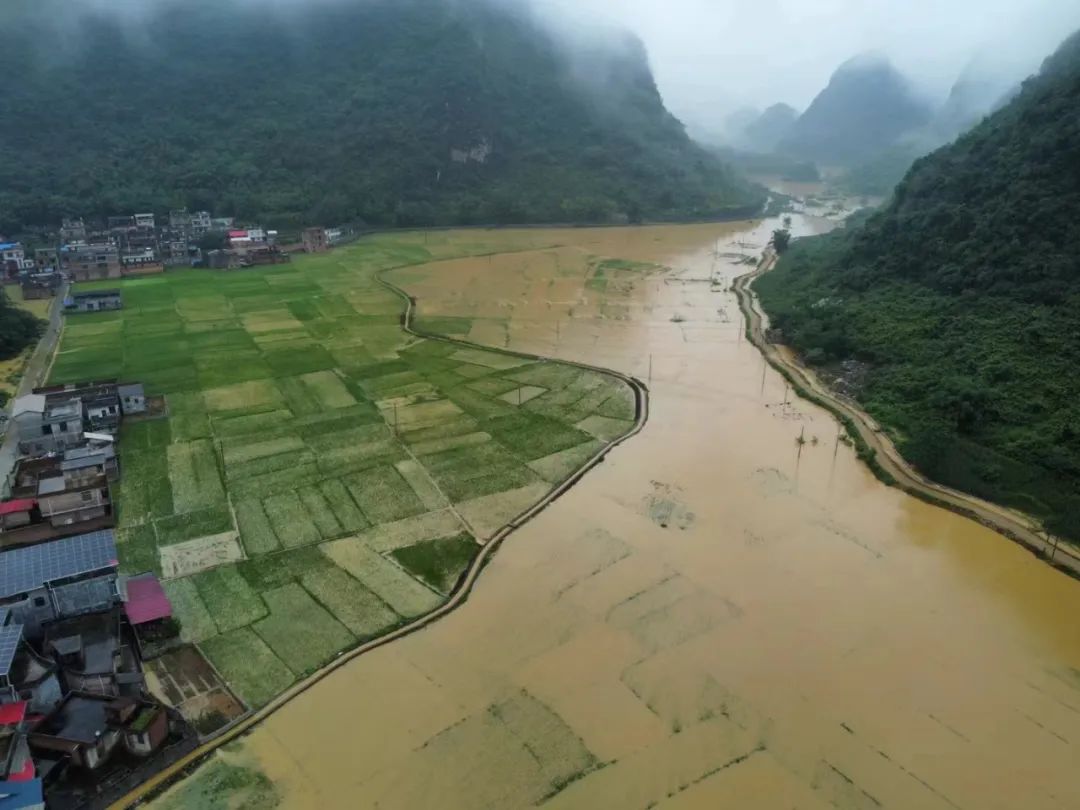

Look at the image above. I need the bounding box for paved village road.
[0,283,69,494]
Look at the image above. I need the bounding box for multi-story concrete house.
[190,210,212,235]
[59,243,121,281]
[33,248,59,272]
[0,242,32,280]
[12,395,84,457]
[59,217,87,243]
[119,248,164,276]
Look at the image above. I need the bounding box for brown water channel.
[153,217,1080,809]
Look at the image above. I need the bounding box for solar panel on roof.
[0,530,117,600]
[0,624,22,677]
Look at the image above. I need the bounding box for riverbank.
[734,252,1080,578]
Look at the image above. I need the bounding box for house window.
[81,491,94,503]
[33,596,47,608]
[42,424,53,435]
[59,421,68,432]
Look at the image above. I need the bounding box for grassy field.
[52,233,636,708]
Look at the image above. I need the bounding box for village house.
[36,380,144,425]
[1,445,118,545]
[302,226,329,253]
[8,442,119,499]
[28,691,168,771]
[44,610,140,696]
[106,697,169,758]
[203,249,235,270]
[34,465,113,532]
[190,210,212,234]
[120,248,165,276]
[0,500,38,533]
[118,383,146,415]
[59,243,121,281]
[0,242,32,280]
[0,530,121,641]
[12,394,83,457]
[65,289,122,312]
[59,218,86,244]
[19,271,62,301]
[28,692,121,770]
[32,248,58,273]
[12,382,145,455]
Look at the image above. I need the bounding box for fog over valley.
[532,0,1080,136]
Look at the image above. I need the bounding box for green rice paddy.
[52,234,637,708]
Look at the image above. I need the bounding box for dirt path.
[734,252,1080,578]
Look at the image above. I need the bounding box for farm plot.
[51,236,637,709]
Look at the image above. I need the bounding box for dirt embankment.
[734,252,1080,579]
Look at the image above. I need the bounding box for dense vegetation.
[757,30,1080,542]
[838,145,923,196]
[0,291,44,361]
[778,54,932,165]
[0,0,763,235]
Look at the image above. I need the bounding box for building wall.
[17,414,83,455]
[81,729,121,769]
[120,393,146,414]
[44,502,108,529]
[23,672,62,715]
[126,709,167,756]
[74,296,122,311]
[3,588,57,639]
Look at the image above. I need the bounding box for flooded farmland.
[151,216,1080,810]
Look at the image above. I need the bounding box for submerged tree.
[771,228,792,253]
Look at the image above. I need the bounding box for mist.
[529,0,1080,136]
[18,0,1080,138]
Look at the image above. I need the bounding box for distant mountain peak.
[835,50,893,74]
[777,53,931,165]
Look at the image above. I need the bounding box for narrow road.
[734,253,1080,577]
[0,282,69,495]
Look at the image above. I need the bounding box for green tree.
[771,229,792,253]
[197,230,228,251]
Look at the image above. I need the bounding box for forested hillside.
[779,54,932,165]
[757,30,1080,542]
[0,0,763,233]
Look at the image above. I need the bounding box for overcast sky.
[532,0,1080,133]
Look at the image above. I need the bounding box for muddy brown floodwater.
[152,218,1080,810]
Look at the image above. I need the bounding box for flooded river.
[153,216,1080,809]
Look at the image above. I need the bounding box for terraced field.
[50,234,636,707]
